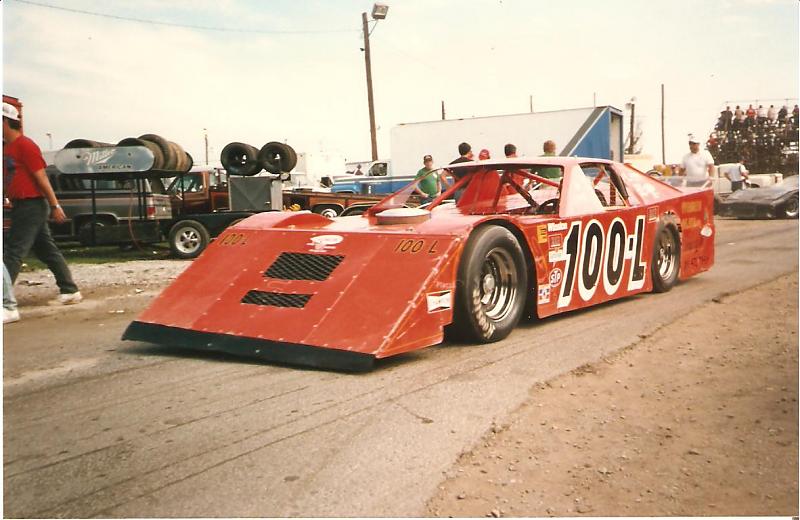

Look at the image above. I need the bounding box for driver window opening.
[580,163,629,208]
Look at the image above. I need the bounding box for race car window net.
[579,163,629,207]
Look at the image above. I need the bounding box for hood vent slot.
[265,252,344,281]
[241,290,311,308]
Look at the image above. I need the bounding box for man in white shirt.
[679,137,715,186]
[719,162,749,192]
[757,104,767,123]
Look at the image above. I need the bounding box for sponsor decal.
[556,215,648,309]
[536,225,547,244]
[537,286,551,304]
[547,222,568,232]
[647,207,658,222]
[82,149,115,165]
[549,267,563,287]
[548,234,563,250]
[681,200,702,213]
[549,249,567,263]
[426,291,452,313]
[308,234,344,252]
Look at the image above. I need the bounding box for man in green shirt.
[533,139,562,179]
[415,154,440,203]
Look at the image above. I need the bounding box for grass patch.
[22,242,173,271]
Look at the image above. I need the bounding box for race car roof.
[444,156,612,170]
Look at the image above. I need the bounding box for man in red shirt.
[3,102,81,310]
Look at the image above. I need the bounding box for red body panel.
[127,157,715,366]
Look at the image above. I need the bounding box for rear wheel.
[651,223,680,293]
[781,194,798,219]
[452,226,527,342]
[169,220,210,259]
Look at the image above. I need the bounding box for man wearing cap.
[414,154,440,203]
[2,102,82,308]
[679,136,715,186]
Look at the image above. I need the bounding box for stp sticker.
[307,234,344,252]
[549,267,563,287]
[537,286,551,304]
[426,291,452,313]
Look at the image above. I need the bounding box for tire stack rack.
[54,135,193,247]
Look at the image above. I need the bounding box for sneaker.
[49,291,83,306]
[3,308,20,324]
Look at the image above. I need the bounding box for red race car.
[123,157,715,370]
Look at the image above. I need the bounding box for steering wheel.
[537,198,559,215]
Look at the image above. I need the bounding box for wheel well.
[74,214,117,228]
[472,220,537,315]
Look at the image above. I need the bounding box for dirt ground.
[428,273,799,517]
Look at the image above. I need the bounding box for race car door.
[536,163,655,317]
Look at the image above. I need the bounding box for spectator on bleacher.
[778,105,788,121]
[722,106,733,127]
[734,105,745,120]
[757,104,767,123]
[767,105,778,122]
[793,105,799,125]
[746,104,756,118]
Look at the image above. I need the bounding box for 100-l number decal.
[557,215,647,308]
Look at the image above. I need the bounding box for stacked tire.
[220,141,297,176]
[65,134,193,173]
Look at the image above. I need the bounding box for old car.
[718,175,799,219]
[123,157,715,371]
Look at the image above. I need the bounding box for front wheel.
[651,223,681,293]
[169,220,210,259]
[452,226,528,342]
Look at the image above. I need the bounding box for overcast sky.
[3,0,798,168]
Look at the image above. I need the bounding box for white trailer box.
[389,106,623,177]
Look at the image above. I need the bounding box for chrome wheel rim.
[176,228,200,254]
[656,232,676,280]
[320,208,339,218]
[478,247,518,321]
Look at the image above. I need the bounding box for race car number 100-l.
[557,215,647,308]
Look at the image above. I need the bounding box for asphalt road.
[3,219,797,518]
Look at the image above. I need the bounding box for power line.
[13,0,359,35]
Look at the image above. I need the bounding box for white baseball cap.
[2,102,20,121]
[688,136,701,144]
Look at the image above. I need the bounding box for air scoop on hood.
[375,207,431,225]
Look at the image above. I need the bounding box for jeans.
[3,263,17,311]
[4,198,79,294]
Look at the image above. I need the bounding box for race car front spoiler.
[123,321,376,372]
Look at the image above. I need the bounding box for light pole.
[203,128,209,165]
[46,132,53,150]
[626,97,636,155]
[362,3,388,162]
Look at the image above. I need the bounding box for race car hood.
[124,211,474,370]
[725,180,798,203]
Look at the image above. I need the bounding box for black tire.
[220,142,261,176]
[76,218,111,246]
[312,204,342,219]
[452,225,527,342]
[168,220,210,259]
[781,194,798,219]
[258,142,297,174]
[118,137,165,169]
[64,139,113,149]
[139,134,177,171]
[169,141,190,172]
[651,223,681,293]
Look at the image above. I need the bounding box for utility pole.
[203,128,209,165]
[362,12,378,161]
[529,94,533,113]
[661,84,666,164]
[441,100,446,120]
[628,99,636,155]
[45,132,53,150]
[593,92,597,107]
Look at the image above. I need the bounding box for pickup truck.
[330,160,415,195]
